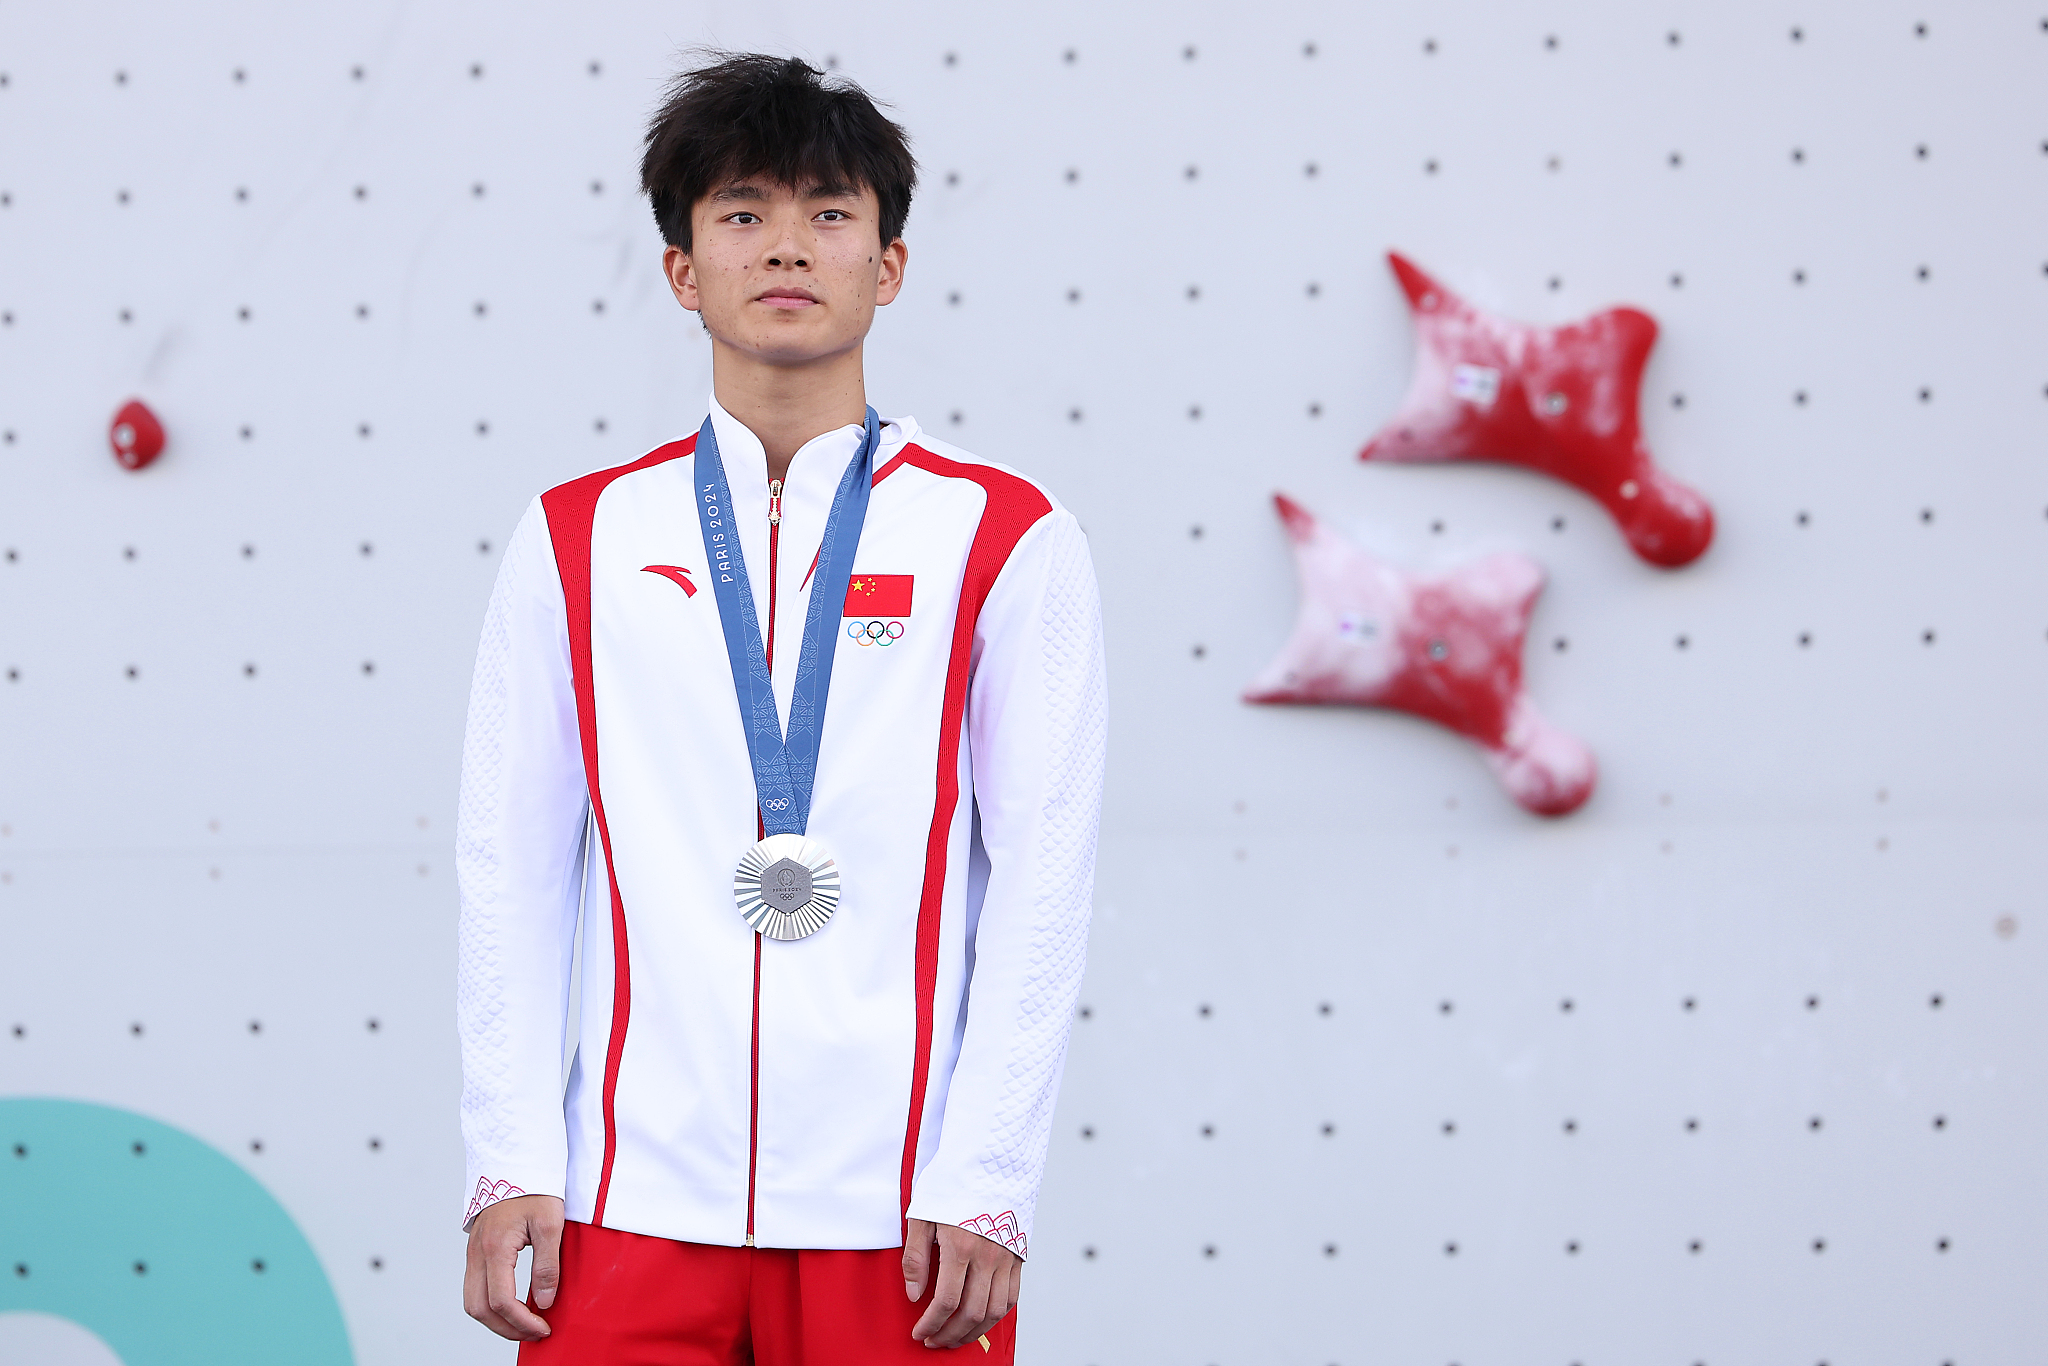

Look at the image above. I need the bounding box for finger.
[968,1261,1006,1344]
[909,1233,968,1341]
[974,1254,1018,1340]
[902,1219,933,1302]
[991,1255,1019,1324]
[469,1300,534,1342]
[977,1256,1012,1340]
[485,1234,552,1340]
[464,1231,520,1337]
[466,1263,535,1343]
[463,1258,489,1322]
[529,1212,564,1311]
[929,1255,995,1349]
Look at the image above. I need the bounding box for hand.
[902,1219,1021,1349]
[463,1194,565,1341]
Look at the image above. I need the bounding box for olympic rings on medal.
[845,619,907,646]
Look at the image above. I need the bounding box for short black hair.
[641,52,917,253]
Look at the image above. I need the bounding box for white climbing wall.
[3,1,2046,1363]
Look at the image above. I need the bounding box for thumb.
[529,1214,563,1311]
[901,1219,933,1301]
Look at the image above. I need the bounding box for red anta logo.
[642,565,697,598]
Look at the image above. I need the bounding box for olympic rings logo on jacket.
[846,619,906,647]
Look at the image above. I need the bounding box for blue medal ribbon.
[695,407,881,838]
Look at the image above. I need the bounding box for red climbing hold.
[1245,493,1596,817]
[1361,252,1714,568]
[109,399,165,471]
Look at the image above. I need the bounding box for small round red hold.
[110,399,165,471]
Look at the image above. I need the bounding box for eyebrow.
[708,180,861,205]
[709,183,772,204]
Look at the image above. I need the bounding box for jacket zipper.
[765,478,782,668]
[746,478,782,1248]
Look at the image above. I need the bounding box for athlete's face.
[664,179,906,369]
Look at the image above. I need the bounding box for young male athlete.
[454,53,1107,1361]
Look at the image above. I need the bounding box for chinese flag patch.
[844,574,913,617]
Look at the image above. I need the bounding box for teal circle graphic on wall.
[0,1097,353,1365]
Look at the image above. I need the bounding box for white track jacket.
[456,402,1107,1259]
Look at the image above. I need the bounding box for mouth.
[756,288,820,309]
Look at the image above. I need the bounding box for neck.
[710,343,868,485]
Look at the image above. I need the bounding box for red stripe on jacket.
[540,435,697,1226]
[889,447,1054,1227]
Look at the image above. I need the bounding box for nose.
[765,217,812,271]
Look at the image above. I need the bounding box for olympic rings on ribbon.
[845,619,907,647]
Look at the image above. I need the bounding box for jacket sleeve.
[455,498,589,1228]
[905,508,1108,1259]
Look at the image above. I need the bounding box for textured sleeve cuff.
[460,1162,566,1231]
[905,1195,1032,1260]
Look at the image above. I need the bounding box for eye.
[815,209,849,222]
[729,212,761,225]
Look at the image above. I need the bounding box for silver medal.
[733,832,841,940]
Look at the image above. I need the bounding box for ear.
[873,237,909,307]
[662,244,701,313]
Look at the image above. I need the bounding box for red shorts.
[516,1221,1019,1366]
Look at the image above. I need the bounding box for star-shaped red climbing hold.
[1245,494,1596,816]
[1361,252,1714,568]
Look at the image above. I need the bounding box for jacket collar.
[706,393,867,499]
